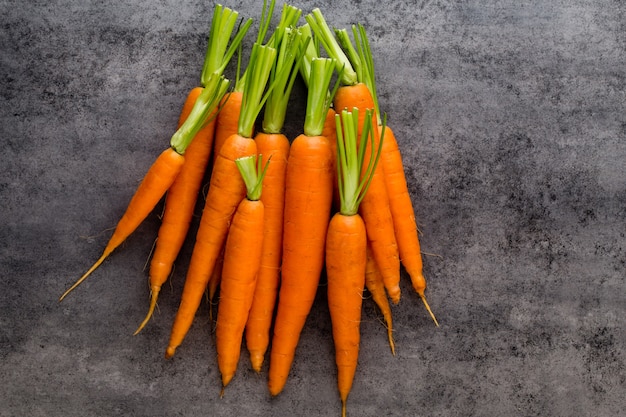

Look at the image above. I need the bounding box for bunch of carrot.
[59,3,437,416]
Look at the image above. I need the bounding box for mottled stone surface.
[1,1,624,416]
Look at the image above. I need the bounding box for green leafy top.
[199,4,253,86]
[262,26,309,134]
[170,73,230,154]
[335,107,385,215]
[304,57,340,137]
[237,43,277,139]
[235,154,270,201]
[305,8,358,86]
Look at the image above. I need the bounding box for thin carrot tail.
[59,247,113,301]
[341,400,347,417]
[419,292,439,327]
[133,286,161,335]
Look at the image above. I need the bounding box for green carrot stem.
[335,108,385,215]
[235,155,270,201]
[262,26,309,134]
[170,74,230,154]
[305,8,357,86]
[304,57,340,137]
[238,43,277,139]
[200,5,253,86]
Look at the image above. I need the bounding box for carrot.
[268,57,339,396]
[216,155,268,393]
[245,22,308,372]
[59,73,230,302]
[326,107,383,417]
[165,42,278,359]
[354,24,438,325]
[134,5,251,334]
[307,9,401,304]
[364,243,395,355]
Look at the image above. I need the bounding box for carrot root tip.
[164,346,176,359]
[420,294,439,327]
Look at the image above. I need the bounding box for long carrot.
[216,155,268,393]
[307,9,401,304]
[268,57,339,396]
[364,243,395,355]
[354,23,438,325]
[59,73,230,302]
[246,22,308,372]
[326,107,383,417]
[165,43,278,359]
[135,5,251,334]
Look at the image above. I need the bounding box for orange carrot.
[326,108,382,417]
[354,23,438,325]
[216,155,268,392]
[134,6,251,334]
[245,22,308,372]
[364,243,395,355]
[165,43,277,359]
[308,10,401,304]
[59,74,229,302]
[268,57,337,396]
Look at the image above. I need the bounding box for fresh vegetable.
[59,73,230,302]
[307,8,401,304]
[216,155,268,393]
[134,5,251,334]
[165,42,277,359]
[268,57,339,396]
[245,17,309,372]
[326,107,383,417]
[354,24,438,325]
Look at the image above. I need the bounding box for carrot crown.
[200,4,253,86]
[262,26,309,134]
[335,108,385,216]
[305,8,358,87]
[237,43,277,139]
[235,155,270,201]
[170,73,230,154]
[233,0,277,93]
[304,57,340,137]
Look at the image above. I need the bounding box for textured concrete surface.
[1,0,625,416]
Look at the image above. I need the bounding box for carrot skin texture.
[216,198,265,389]
[213,91,243,158]
[60,147,185,300]
[268,134,334,396]
[364,243,395,355]
[165,133,257,359]
[245,132,290,372]
[334,84,401,304]
[326,213,367,417]
[138,87,216,332]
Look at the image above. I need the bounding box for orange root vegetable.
[59,147,185,301]
[245,132,289,372]
[216,155,267,392]
[268,57,336,396]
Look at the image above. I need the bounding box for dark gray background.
[1,0,624,416]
